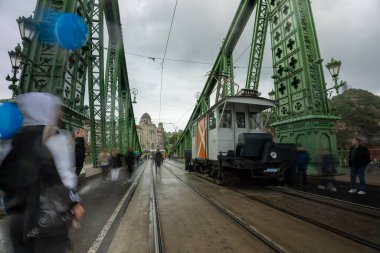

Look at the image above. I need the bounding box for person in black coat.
[296,144,310,190]
[348,137,371,195]
[110,149,122,182]
[74,129,86,177]
[0,93,85,253]
[317,149,337,192]
[125,147,135,181]
[154,149,163,174]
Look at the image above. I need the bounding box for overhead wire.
[126,51,276,68]
[126,51,213,65]
[234,43,252,64]
[174,104,195,125]
[159,0,179,123]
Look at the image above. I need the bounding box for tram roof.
[211,95,276,112]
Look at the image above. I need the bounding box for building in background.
[136,113,165,152]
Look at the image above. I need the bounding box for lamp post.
[325,58,347,94]
[130,88,138,104]
[5,16,38,97]
[17,16,36,43]
[6,48,23,97]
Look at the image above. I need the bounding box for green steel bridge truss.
[171,0,341,175]
[12,0,140,165]
[10,0,340,173]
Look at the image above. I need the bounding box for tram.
[190,90,297,185]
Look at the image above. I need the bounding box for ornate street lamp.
[5,15,37,97]
[17,16,37,42]
[325,58,347,94]
[6,48,23,97]
[130,88,138,104]
[325,58,341,79]
[8,50,22,69]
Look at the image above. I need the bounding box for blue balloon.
[0,103,23,140]
[55,13,89,50]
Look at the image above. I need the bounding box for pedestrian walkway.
[80,163,101,179]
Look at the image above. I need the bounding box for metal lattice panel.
[88,0,105,164]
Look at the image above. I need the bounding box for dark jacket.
[111,154,123,168]
[320,153,337,174]
[155,152,163,165]
[296,150,310,170]
[0,126,73,238]
[75,137,86,167]
[348,145,371,168]
[125,151,135,167]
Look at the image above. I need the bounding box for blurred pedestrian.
[296,144,310,190]
[154,149,163,174]
[125,147,135,181]
[317,149,337,192]
[135,151,141,163]
[98,149,111,181]
[74,128,86,177]
[348,137,371,195]
[110,149,122,181]
[0,92,84,253]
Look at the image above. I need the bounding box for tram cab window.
[236,112,246,128]
[209,111,216,129]
[219,110,232,128]
[249,112,261,129]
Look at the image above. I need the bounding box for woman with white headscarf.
[0,92,85,253]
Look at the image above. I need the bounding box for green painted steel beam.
[103,0,141,153]
[11,0,140,166]
[171,0,258,155]
[88,0,106,164]
[245,0,269,91]
[268,0,340,175]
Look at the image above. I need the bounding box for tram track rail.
[150,163,165,253]
[265,185,380,218]
[163,162,288,253]
[240,189,380,251]
[165,161,380,252]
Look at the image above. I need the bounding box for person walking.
[296,144,310,190]
[110,149,122,182]
[348,137,371,195]
[74,128,86,177]
[154,149,163,174]
[125,147,135,181]
[98,149,111,181]
[0,92,84,253]
[318,149,337,192]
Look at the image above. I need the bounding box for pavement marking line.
[87,163,147,253]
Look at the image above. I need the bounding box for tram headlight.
[270,151,277,159]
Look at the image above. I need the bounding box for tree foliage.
[331,89,380,148]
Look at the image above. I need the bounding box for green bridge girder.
[172,0,341,175]
[11,0,141,166]
[8,0,341,174]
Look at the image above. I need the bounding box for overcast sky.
[0,0,379,132]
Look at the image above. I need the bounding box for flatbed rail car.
[190,93,297,185]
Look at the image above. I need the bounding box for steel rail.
[165,161,380,252]
[150,162,165,253]
[268,186,380,213]
[242,191,380,251]
[163,163,287,253]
